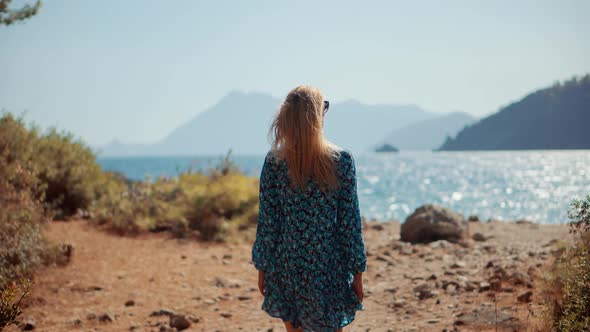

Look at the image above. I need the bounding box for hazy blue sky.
[1,0,589,146]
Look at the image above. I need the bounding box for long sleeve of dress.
[252,152,279,272]
[337,151,367,275]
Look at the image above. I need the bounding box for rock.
[464,281,478,292]
[478,282,491,292]
[427,319,441,324]
[468,215,479,222]
[517,291,533,303]
[220,312,232,318]
[20,318,36,330]
[69,318,82,326]
[169,315,191,331]
[413,283,435,300]
[125,300,135,307]
[150,309,177,317]
[391,299,406,308]
[450,261,466,269]
[454,308,517,328]
[86,313,97,320]
[515,219,533,224]
[214,276,242,288]
[159,326,176,332]
[370,223,385,231]
[222,254,232,260]
[237,295,252,301]
[509,271,531,287]
[400,205,468,244]
[472,233,487,242]
[98,313,114,323]
[429,240,452,249]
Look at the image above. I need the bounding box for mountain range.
[439,75,590,150]
[98,92,447,156]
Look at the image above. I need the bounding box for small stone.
[472,233,487,242]
[450,261,466,269]
[69,318,82,326]
[169,315,191,331]
[517,291,533,303]
[237,295,252,301]
[98,313,114,323]
[468,215,479,222]
[479,282,491,292]
[427,318,440,324]
[413,283,435,300]
[20,318,36,330]
[392,299,406,308]
[430,240,452,249]
[371,223,384,231]
[125,300,135,307]
[220,312,232,318]
[150,309,176,317]
[222,254,232,259]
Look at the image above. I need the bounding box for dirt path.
[9,219,569,332]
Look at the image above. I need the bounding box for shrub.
[34,128,104,218]
[543,195,590,331]
[0,112,71,289]
[186,168,259,241]
[0,112,105,219]
[0,279,31,331]
[90,152,260,242]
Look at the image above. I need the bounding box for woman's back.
[252,147,367,331]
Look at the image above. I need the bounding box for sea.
[97,150,590,224]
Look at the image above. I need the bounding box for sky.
[1,0,589,146]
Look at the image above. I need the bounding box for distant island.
[374,143,399,153]
[439,75,590,150]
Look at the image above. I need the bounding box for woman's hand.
[258,270,265,296]
[352,272,363,302]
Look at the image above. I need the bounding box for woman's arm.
[337,151,367,276]
[252,152,279,274]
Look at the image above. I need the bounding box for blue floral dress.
[252,148,367,331]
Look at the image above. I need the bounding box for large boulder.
[400,204,468,244]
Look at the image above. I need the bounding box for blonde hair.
[269,85,341,192]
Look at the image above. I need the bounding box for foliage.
[0,114,48,288]
[34,128,104,218]
[543,195,590,331]
[91,152,260,242]
[0,113,78,288]
[0,279,30,331]
[0,112,105,218]
[568,194,590,235]
[0,0,41,26]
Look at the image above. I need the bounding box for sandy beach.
[7,218,569,332]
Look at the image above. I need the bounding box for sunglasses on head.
[323,100,330,114]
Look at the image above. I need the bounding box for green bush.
[0,112,75,289]
[0,176,48,289]
[90,154,260,242]
[0,112,105,218]
[34,128,104,218]
[545,195,590,331]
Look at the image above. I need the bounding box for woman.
[252,85,367,332]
